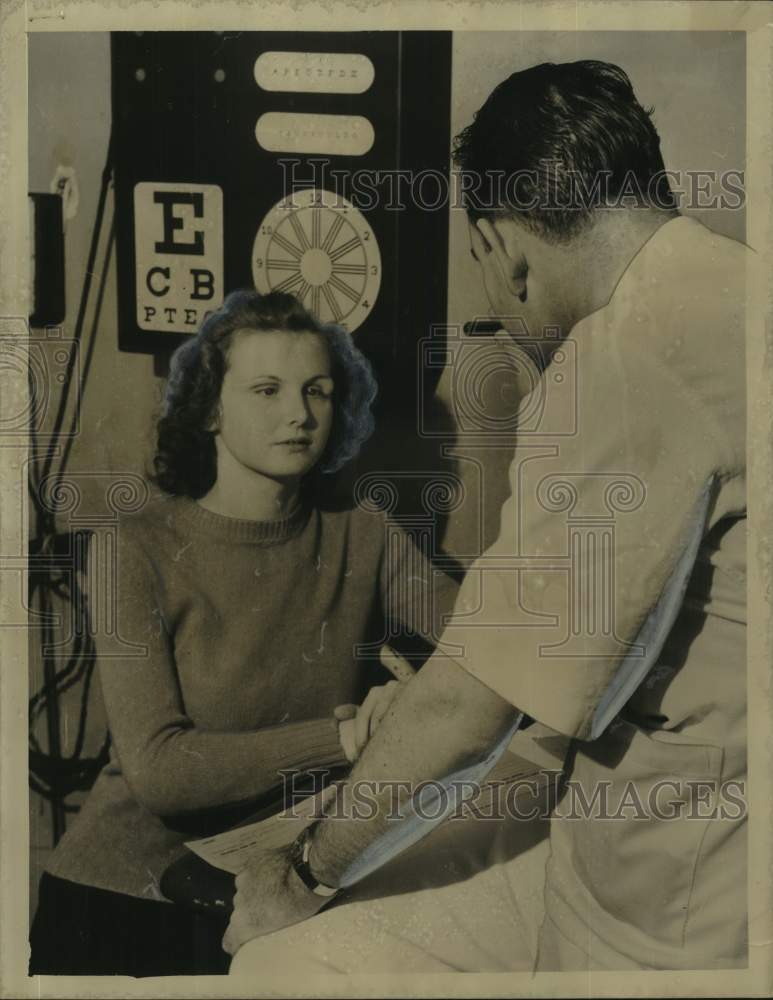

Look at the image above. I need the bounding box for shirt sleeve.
[439,325,732,741]
[96,523,348,817]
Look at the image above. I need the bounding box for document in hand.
[184,742,561,876]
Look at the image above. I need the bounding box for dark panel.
[29,193,66,328]
[111,30,451,411]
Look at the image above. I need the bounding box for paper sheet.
[184,748,551,875]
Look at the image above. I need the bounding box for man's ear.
[477,218,528,303]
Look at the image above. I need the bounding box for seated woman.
[29,290,457,977]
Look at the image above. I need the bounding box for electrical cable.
[38,130,114,493]
[28,130,115,840]
[53,218,115,488]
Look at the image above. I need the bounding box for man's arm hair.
[307,653,520,889]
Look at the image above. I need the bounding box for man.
[225,60,749,972]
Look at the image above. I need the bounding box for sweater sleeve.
[378,519,459,650]
[97,522,348,817]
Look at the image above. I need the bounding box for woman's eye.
[306,385,330,398]
[254,385,278,396]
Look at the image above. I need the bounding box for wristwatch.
[288,822,340,899]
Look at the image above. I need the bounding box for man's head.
[453,60,678,337]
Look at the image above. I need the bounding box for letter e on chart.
[134,182,224,334]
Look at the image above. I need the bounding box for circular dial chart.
[252,188,382,333]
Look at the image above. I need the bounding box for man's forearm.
[307,654,520,889]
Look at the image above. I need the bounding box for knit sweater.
[45,493,457,899]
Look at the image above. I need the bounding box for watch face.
[252,187,382,333]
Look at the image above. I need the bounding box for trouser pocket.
[549,719,725,951]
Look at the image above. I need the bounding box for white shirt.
[443,216,749,968]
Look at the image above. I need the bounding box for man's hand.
[222,843,327,956]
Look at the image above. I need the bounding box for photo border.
[2,2,771,997]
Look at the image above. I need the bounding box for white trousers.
[230,784,551,976]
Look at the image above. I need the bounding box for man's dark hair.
[453,60,678,242]
[152,289,377,498]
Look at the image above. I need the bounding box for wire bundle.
[28,132,114,844]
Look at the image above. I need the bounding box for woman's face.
[214,328,335,483]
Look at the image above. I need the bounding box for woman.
[30,290,456,976]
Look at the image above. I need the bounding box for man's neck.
[564,209,679,329]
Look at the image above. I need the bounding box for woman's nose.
[286,392,313,427]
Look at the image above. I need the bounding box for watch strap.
[289,822,339,898]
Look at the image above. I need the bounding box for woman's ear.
[476,218,528,303]
[207,400,223,434]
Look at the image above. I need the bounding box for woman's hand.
[335,687,401,762]
[352,680,401,758]
[333,703,359,763]
[334,647,414,763]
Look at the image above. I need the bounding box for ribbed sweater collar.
[173,495,311,545]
